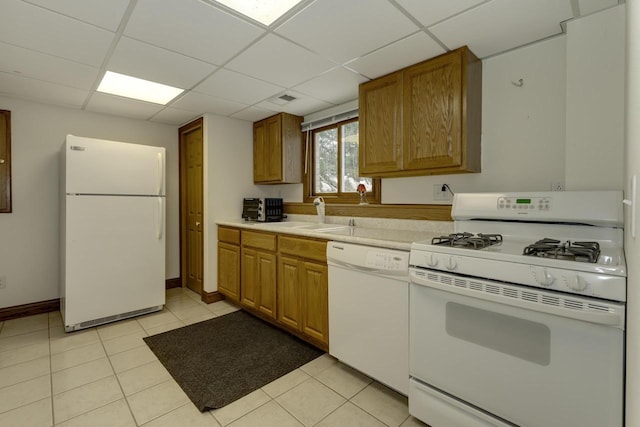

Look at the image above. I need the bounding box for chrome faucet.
[313,197,325,223]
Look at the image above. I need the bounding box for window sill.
[284,202,452,221]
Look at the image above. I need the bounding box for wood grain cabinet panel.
[253,113,303,184]
[278,255,303,330]
[241,231,277,320]
[217,241,240,303]
[300,261,329,345]
[359,46,481,177]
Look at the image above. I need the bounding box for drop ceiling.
[0,0,621,126]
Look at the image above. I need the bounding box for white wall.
[625,1,640,425]
[566,4,625,191]
[382,36,567,203]
[202,113,278,293]
[0,97,180,309]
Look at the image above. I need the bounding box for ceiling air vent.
[278,94,296,102]
[268,93,297,106]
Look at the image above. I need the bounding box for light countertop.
[217,216,451,251]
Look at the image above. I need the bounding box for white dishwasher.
[327,241,410,395]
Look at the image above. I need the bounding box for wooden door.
[241,248,259,310]
[257,251,277,319]
[358,72,404,175]
[265,115,282,181]
[301,261,329,345]
[0,110,10,213]
[179,118,204,296]
[217,242,240,302]
[278,256,302,331]
[403,50,462,170]
[253,120,267,183]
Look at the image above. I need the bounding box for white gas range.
[408,191,626,427]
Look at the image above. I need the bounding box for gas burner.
[432,232,503,249]
[523,239,601,263]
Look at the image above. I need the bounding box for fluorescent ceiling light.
[214,0,303,25]
[97,71,184,105]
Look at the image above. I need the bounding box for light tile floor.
[0,288,428,427]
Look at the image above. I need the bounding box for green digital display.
[516,199,531,204]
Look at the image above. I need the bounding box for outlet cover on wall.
[551,182,565,191]
[0,276,5,289]
[433,184,452,201]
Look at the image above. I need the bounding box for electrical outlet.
[0,276,5,289]
[433,184,452,201]
[551,182,565,191]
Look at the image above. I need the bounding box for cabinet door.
[278,256,302,331]
[257,251,277,319]
[403,50,462,170]
[301,261,329,346]
[218,242,240,302]
[359,72,403,175]
[265,115,283,182]
[253,120,268,183]
[241,248,259,310]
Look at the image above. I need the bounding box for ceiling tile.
[0,72,88,107]
[150,107,201,126]
[231,106,278,122]
[276,0,419,64]
[107,37,216,90]
[346,32,446,79]
[170,92,248,116]
[0,42,99,90]
[226,34,336,87]
[23,0,130,31]
[194,69,284,105]
[124,0,265,65]
[0,0,114,66]
[396,0,487,27]
[254,91,332,117]
[577,0,618,15]
[429,0,574,58]
[293,67,367,104]
[86,93,165,120]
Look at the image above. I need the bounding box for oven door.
[409,268,625,427]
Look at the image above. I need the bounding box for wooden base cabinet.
[278,236,329,348]
[217,226,241,303]
[241,231,277,320]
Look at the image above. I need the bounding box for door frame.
[179,117,204,293]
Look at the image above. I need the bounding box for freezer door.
[64,135,165,196]
[62,195,165,328]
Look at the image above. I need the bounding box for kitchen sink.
[296,224,350,232]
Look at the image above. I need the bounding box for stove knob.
[568,275,588,291]
[445,256,457,271]
[426,254,438,268]
[532,267,555,286]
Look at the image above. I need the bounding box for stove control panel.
[498,196,552,212]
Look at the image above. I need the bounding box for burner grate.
[432,232,503,249]
[523,239,600,263]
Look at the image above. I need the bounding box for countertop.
[217,217,448,251]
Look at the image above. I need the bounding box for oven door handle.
[410,271,624,329]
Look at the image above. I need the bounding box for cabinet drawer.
[279,235,327,263]
[218,226,240,245]
[242,231,277,251]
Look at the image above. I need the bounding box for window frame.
[303,118,380,204]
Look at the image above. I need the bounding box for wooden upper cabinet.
[253,113,303,184]
[359,46,482,177]
[359,72,403,175]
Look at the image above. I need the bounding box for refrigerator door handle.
[157,152,164,196]
[157,197,164,240]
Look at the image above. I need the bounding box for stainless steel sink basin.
[296,224,350,232]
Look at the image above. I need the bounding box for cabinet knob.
[0,159,4,164]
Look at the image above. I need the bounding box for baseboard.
[165,277,182,289]
[2,279,182,322]
[0,299,60,322]
[202,290,225,304]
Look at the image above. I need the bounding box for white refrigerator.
[60,135,166,332]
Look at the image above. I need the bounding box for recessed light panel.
[214,0,303,25]
[97,71,184,105]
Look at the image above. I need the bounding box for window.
[304,118,379,204]
[0,110,11,213]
